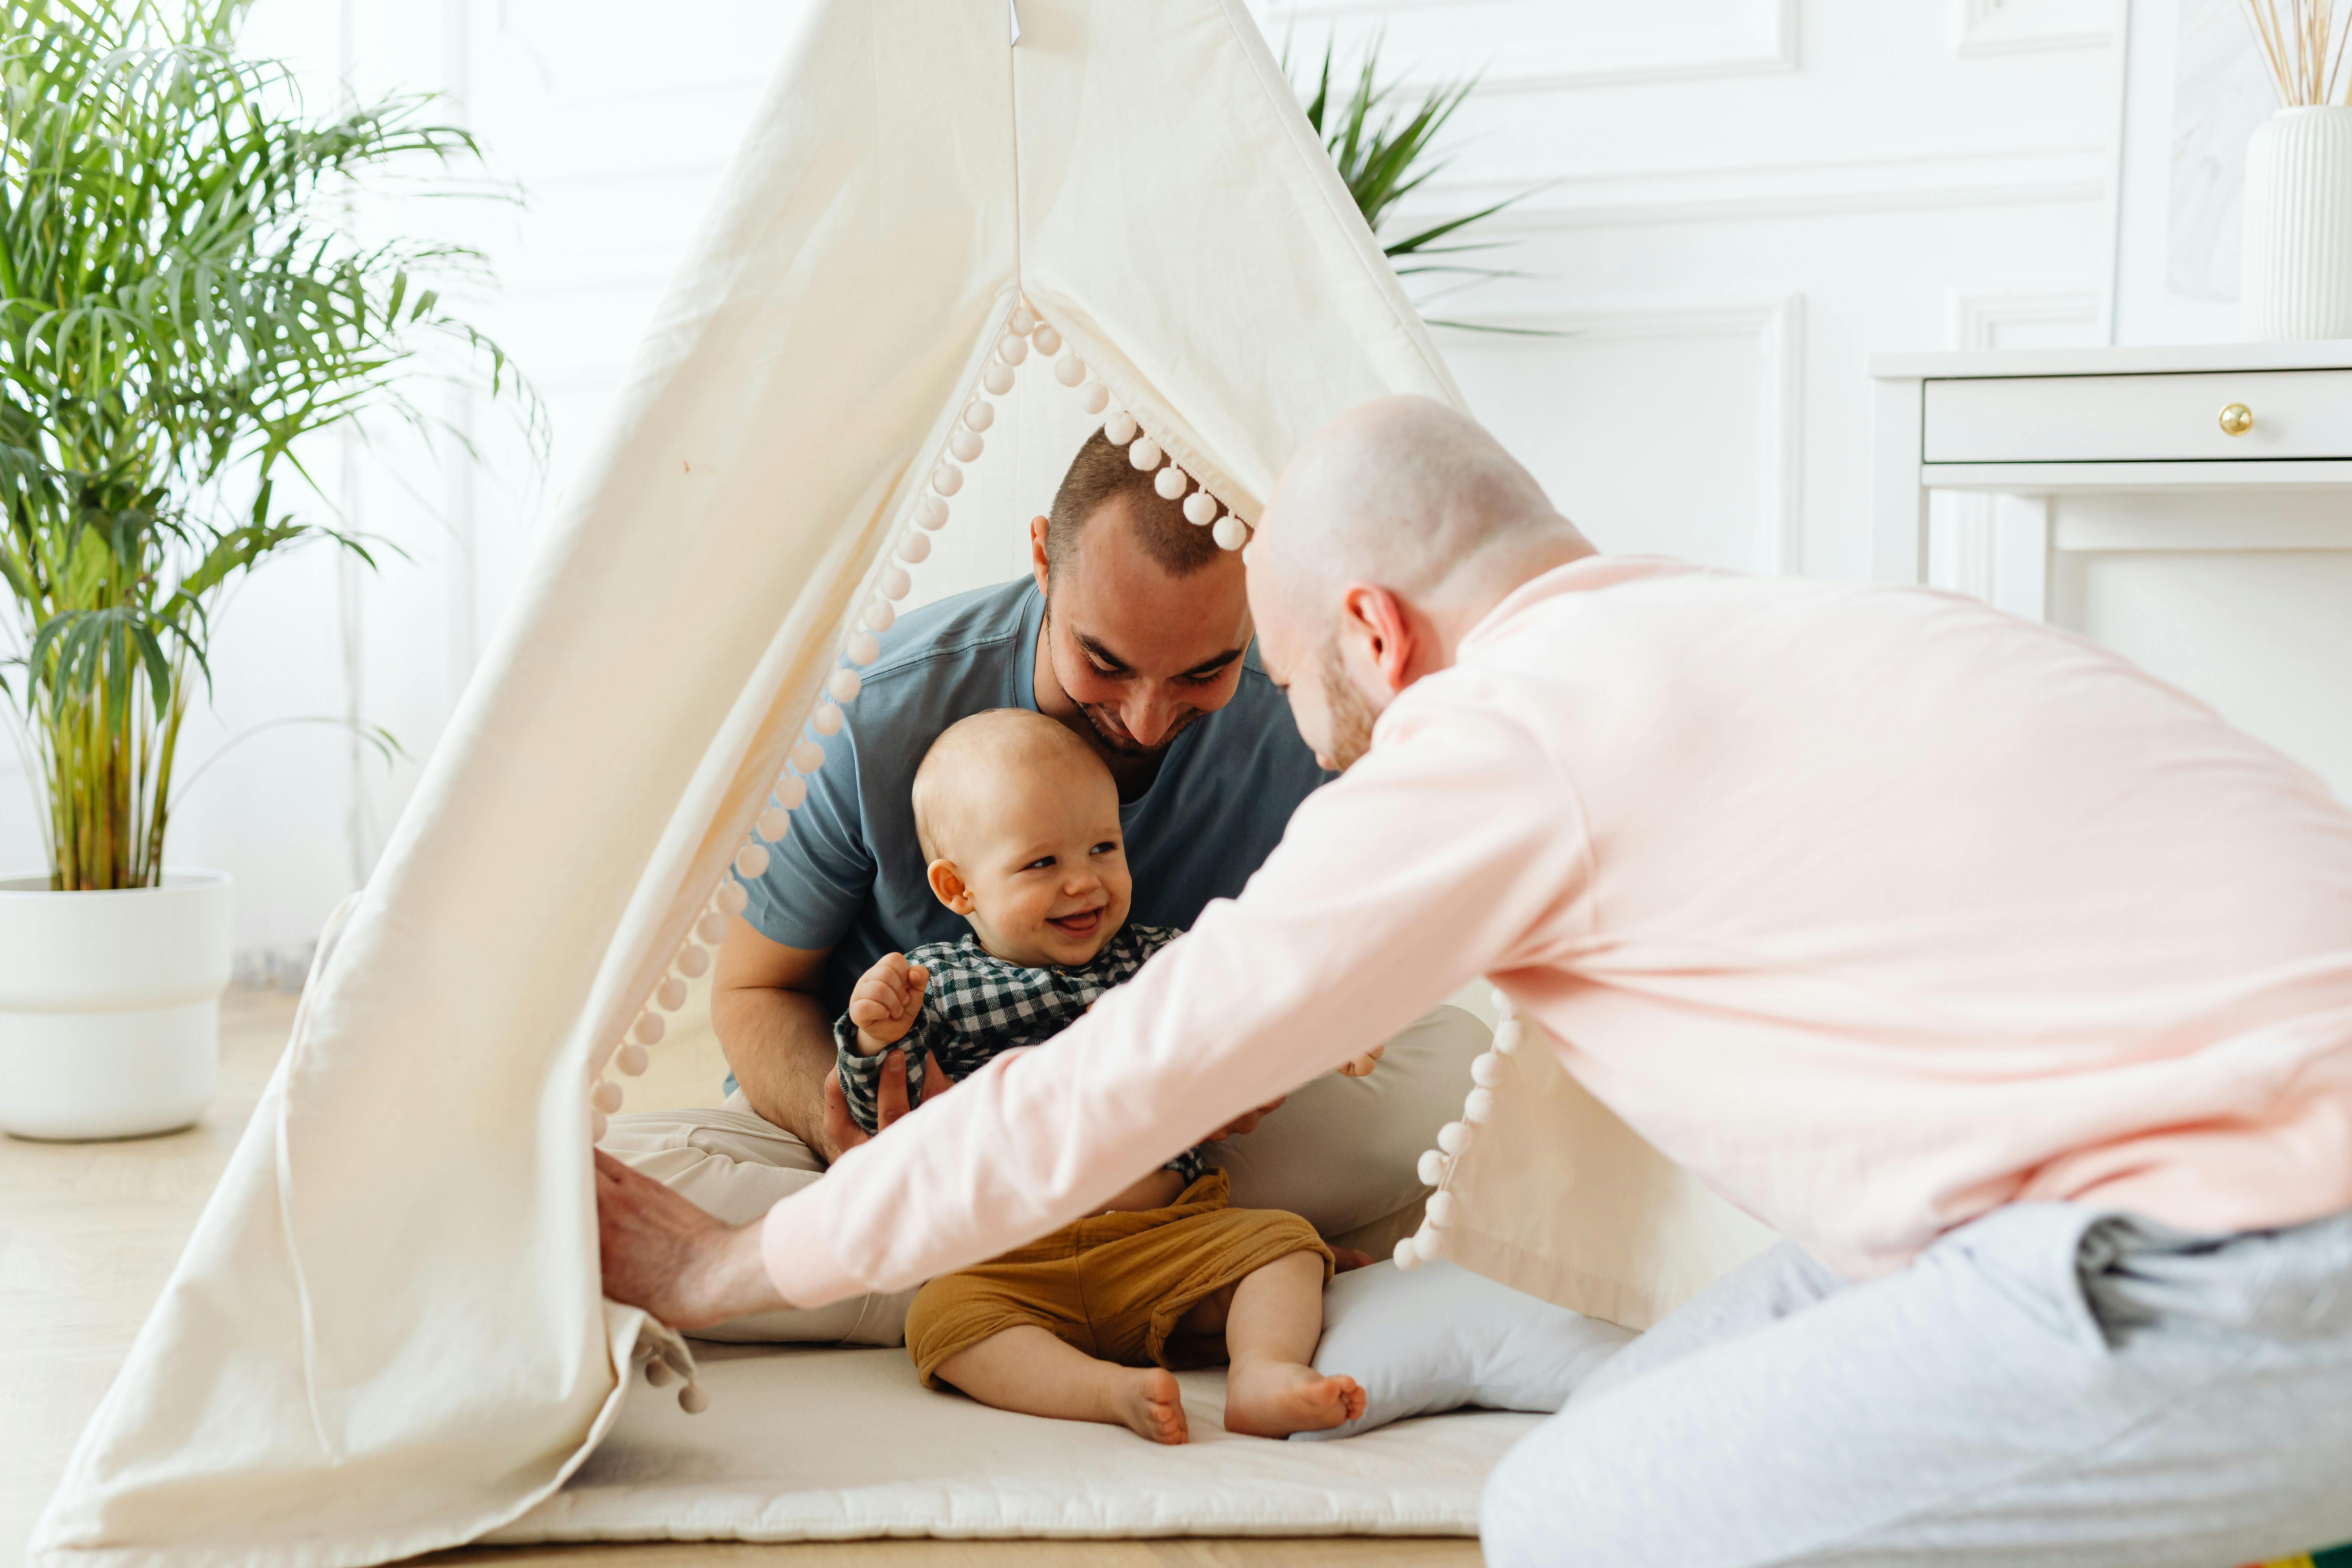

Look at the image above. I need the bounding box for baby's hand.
[1338,1044,1385,1078]
[847,953,930,1055]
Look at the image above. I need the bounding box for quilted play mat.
[488,1343,1537,1544]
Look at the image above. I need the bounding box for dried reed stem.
[2331,4,2352,101]
[2236,0,2352,105]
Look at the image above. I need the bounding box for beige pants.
[601,1004,1488,1344]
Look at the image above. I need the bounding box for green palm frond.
[1290,33,1552,331]
[0,0,537,889]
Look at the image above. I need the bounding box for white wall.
[0,0,2124,971]
[1299,0,2120,584]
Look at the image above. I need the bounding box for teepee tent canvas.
[33,2,1766,1561]
[33,4,1461,1561]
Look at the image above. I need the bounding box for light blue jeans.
[1482,1203,2352,1567]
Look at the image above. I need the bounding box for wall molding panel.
[1422,146,2112,232]
[1255,0,1798,92]
[1953,287,2106,345]
[1955,0,2119,56]
[1761,295,1808,574]
[1440,297,1807,576]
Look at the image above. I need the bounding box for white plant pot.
[0,871,232,1140]
[2241,105,2352,341]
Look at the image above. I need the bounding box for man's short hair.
[1044,429,1223,583]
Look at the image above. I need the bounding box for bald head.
[1254,396,1589,613]
[1245,397,1596,773]
[911,707,1109,863]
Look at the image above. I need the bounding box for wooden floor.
[428,1543,1477,1567]
[0,990,1480,1568]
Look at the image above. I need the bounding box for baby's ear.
[927,858,975,915]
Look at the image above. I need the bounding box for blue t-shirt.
[741,578,1330,1015]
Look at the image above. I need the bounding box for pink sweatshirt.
[763,557,2352,1301]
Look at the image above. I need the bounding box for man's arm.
[710,919,843,1158]
[602,701,1578,1323]
[715,922,939,1159]
[835,953,939,1131]
[746,701,1589,1306]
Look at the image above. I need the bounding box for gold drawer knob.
[2219,402,2254,436]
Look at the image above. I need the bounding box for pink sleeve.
[759,697,1591,1304]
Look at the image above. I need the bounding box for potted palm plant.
[0,0,523,1138]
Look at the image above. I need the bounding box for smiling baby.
[832,706,1362,1443]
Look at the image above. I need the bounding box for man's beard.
[1318,636,1380,771]
[1073,697,1202,758]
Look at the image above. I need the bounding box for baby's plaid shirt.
[832,923,1206,1180]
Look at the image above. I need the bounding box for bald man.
[601,397,2352,1567]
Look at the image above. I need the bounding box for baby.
[834,707,1364,1444]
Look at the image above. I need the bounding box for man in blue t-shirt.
[716,429,1330,1162]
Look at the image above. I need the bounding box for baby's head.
[911,708,1132,969]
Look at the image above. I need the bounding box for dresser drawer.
[1923,368,2352,463]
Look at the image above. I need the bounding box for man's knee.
[601,1103,824,1224]
[1480,1412,1647,1568]
[1480,1435,1557,1568]
[603,1104,918,1346]
[1571,1240,1838,1407]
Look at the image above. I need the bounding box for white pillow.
[1203,1004,1487,1237]
[1292,1260,1635,1441]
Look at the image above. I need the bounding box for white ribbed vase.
[2241,106,2352,342]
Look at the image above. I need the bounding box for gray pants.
[1482,1203,2352,1567]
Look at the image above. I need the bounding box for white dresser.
[1870,342,2352,797]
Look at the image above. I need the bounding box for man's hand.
[846,953,930,1055]
[820,1047,952,1161]
[709,926,848,1161]
[1197,1045,1380,1146]
[595,1150,783,1330]
[1204,1096,1285,1142]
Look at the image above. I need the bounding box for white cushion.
[490,1343,1536,1543]
[1292,1260,1635,1441]
[1204,1003,1487,1236]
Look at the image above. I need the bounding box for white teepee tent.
[31,3,1475,1562]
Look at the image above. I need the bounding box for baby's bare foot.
[1108,1367,1188,1444]
[1223,1360,1366,1437]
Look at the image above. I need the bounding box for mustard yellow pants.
[904,1170,1331,1387]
